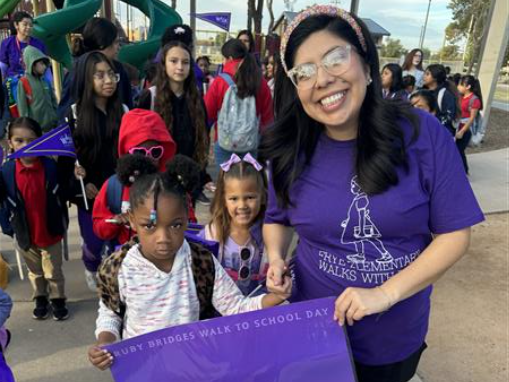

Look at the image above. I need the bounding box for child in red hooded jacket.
[92,109,177,245]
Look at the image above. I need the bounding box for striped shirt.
[95,240,264,340]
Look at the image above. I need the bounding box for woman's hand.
[268,275,292,301]
[334,286,393,326]
[85,183,99,199]
[455,130,465,140]
[266,258,289,295]
[74,164,86,179]
[88,344,114,370]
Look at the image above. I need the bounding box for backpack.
[465,95,484,147]
[437,87,460,132]
[97,239,220,325]
[6,76,32,119]
[216,73,259,152]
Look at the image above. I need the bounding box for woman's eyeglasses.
[238,247,252,281]
[287,45,352,90]
[128,145,165,160]
[93,71,121,83]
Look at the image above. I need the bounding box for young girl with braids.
[87,155,291,370]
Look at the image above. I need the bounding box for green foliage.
[438,45,462,61]
[379,38,407,58]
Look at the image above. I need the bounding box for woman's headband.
[280,5,368,76]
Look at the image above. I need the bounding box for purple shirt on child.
[0,36,46,77]
[265,110,484,366]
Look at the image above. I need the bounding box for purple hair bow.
[220,153,263,172]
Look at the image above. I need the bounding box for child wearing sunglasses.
[92,109,176,246]
[199,153,269,296]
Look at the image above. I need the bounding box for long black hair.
[460,75,483,110]
[73,18,118,57]
[382,63,403,94]
[260,14,419,207]
[237,30,255,53]
[73,52,123,165]
[221,39,260,99]
[426,64,461,118]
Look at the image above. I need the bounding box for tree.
[437,44,462,61]
[247,0,264,51]
[447,0,491,73]
[379,38,407,58]
[267,0,275,35]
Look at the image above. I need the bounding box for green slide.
[32,0,103,69]
[118,0,182,69]
[29,0,181,70]
[0,0,19,19]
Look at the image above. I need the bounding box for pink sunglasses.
[128,145,165,160]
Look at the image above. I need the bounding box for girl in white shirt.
[88,154,291,370]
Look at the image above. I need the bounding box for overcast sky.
[116,0,454,52]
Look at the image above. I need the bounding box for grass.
[494,85,508,103]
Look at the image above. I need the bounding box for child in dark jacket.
[0,117,69,321]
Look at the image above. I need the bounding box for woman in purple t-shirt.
[260,5,484,382]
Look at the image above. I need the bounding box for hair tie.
[174,26,186,35]
[149,209,157,223]
[280,5,367,77]
[220,153,263,172]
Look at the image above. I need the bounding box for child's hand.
[266,259,288,295]
[85,183,99,199]
[113,213,130,225]
[88,344,114,370]
[74,164,86,179]
[269,275,292,301]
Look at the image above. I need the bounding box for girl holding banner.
[88,156,291,370]
[261,5,484,382]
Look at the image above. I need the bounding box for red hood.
[118,109,176,171]
[223,58,242,77]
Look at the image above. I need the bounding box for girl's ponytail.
[221,39,261,99]
[461,75,484,110]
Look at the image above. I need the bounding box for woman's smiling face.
[292,30,370,140]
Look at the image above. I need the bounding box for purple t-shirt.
[265,110,484,365]
[0,36,46,77]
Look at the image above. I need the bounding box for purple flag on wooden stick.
[8,124,76,159]
[192,12,231,31]
[105,297,357,382]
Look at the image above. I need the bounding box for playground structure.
[0,0,182,70]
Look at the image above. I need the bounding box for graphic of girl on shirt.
[340,176,393,263]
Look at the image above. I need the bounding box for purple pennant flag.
[8,124,76,159]
[192,12,231,31]
[0,356,15,382]
[105,297,357,382]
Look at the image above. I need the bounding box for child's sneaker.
[84,269,97,291]
[32,296,49,320]
[50,298,69,321]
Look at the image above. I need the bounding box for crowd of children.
[0,8,488,376]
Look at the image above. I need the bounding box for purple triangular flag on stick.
[192,12,231,31]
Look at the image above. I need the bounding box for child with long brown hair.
[138,41,208,168]
[199,153,268,296]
